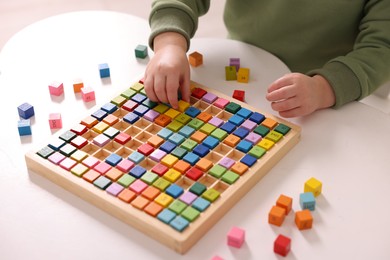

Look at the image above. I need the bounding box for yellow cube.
[304,177,322,197]
[160,154,179,168]
[237,68,250,83]
[155,193,174,207]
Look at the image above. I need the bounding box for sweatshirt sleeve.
[308,0,390,108]
[148,0,210,51]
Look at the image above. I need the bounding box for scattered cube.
[233,90,245,102]
[225,66,237,81]
[18,119,32,136]
[276,194,293,215]
[17,102,34,119]
[135,44,148,59]
[98,63,110,78]
[237,68,250,83]
[48,82,64,96]
[295,209,313,230]
[299,192,316,211]
[49,113,62,129]
[304,177,322,197]
[274,234,291,257]
[73,79,84,93]
[227,226,245,248]
[81,87,95,102]
[268,206,286,226]
[188,51,203,67]
[229,58,240,71]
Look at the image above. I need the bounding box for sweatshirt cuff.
[307,61,361,109]
[149,4,197,51]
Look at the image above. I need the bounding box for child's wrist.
[313,75,336,109]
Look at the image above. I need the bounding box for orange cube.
[295,209,313,230]
[276,194,293,215]
[189,51,203,67]
[268,206,286,226]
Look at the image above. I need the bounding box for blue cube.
[300,192,316,211]
[18,119,32,136]
[18,103,34,119]
[99,63,110,78]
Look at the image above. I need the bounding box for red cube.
[274,234,291,257]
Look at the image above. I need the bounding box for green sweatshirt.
[149,0,390,108]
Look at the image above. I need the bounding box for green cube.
[181,139,198,151]
[168,200,187,214]
[221,170,240,184]
[248,146,266,159]
[209,164,227,178]
[210,128,228,141]
[190,182,207,196]
[225,102,241,114]
[202,188,220,202]
[135,44,148,59]
[181,206,200,222]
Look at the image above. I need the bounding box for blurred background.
[0,0,227,50]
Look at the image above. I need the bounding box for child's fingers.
[267,74,294,92]
[166,75,180,109]
[144,76,159,103]
[154,75,169,104]
[266,84,297,102]
[180,71,191,103]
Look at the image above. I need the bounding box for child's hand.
[144,32,190,109]
[266,73,336,118]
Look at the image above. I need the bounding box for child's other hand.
[144,32,190,109]
[266,73,336,118]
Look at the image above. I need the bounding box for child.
[144,0,390,118]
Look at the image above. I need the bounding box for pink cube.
[49,113,62,129]
[227,226,245,248]
[211,256,224,260]
[49,82,64,96]
[81,87,95,102]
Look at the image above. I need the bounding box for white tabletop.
[1,11,390,260]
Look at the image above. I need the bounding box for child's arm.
[144,32,191,109]
[266,73,336,118]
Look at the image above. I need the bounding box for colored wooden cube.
[17,102,34,119]
[98,63,110,78]
[225,66,237,81]
[73,79,84,93]
[295,209,313,230]
[233,90,245,102]
[299,192,316,211]
[18,119,32,136]
[81,87,95,102]
[276,194,293,215]
[188,51,203,67]
[237,68,250,83]
[49,113,62,129]
[48,81,64,96]
[135,44,148,58]
[227,226,245,248]
[229,58,240,71]
[268,205,286,226]
[274,234,291,257]
[304,177,322,197]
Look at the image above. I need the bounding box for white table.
[1,11,390,260]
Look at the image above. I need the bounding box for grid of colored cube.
[34,81,294,236]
